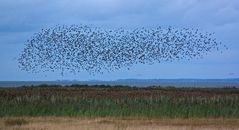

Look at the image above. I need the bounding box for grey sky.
[0,0,239,80]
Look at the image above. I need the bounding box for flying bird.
[18,24,224,75]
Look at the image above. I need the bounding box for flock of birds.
[18,24,224,75]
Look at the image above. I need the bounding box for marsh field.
[1,85,239,130]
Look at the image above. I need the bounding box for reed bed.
[0,85,239,118]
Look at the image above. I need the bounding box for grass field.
[1,84,239,118]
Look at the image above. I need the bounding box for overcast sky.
[0,0,239,81]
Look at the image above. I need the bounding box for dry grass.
[4,118,29,126]
[1,117,239,130]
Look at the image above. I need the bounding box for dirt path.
[1,117,239,130]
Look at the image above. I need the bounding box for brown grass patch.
[4,118,29,126]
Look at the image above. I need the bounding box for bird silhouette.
[18,24,225,75]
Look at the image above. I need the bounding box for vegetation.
[4,118,28,126]
[0,85,239,118]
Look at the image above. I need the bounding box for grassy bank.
[1,85,239,118]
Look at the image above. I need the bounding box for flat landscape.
[1,0,238,129]
[1,85,239,129]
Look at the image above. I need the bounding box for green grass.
[1,95,239,118]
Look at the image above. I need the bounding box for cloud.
[1,0,238,29]
[180,0,239,26]
[0,0,239,80]
[0,0,238,47]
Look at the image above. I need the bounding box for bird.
[18,24,225,75]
